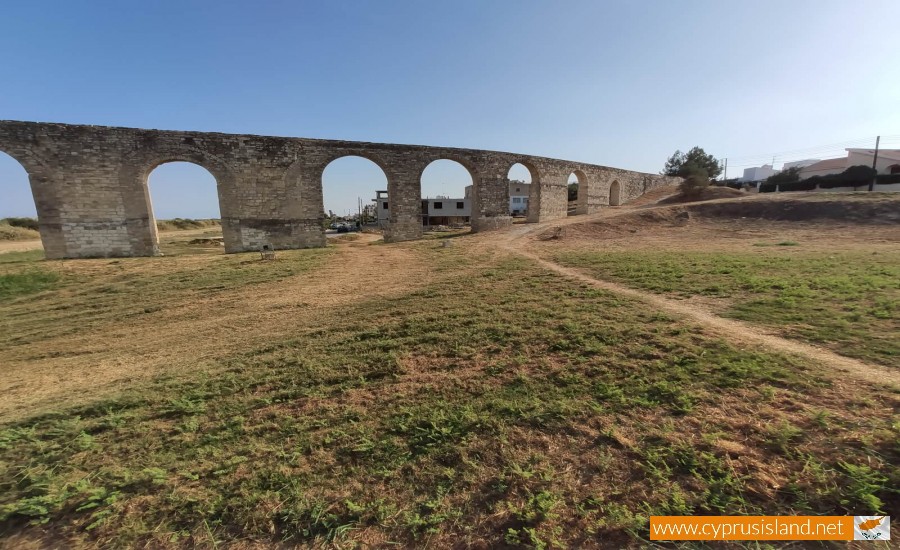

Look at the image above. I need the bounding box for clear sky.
[2,0,899,218]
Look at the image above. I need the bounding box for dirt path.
[0,238,41,253]
[489,208,898,386]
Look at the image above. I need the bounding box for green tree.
[568,182,579,201]
[678,165,711,197]
[766,166,801,184]
[664,147,722,179]
[839,165,876,183]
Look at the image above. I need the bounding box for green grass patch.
[0,250,45,264]
[556,249,900,367]
[0,253,896,547]
[0,268,59,299]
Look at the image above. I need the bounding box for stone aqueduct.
[0,120,678,259]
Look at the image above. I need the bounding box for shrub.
[777,179,817,192]
[1,217,39,231]
[766,167,801,185]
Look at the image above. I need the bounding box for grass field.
[1,236,897,548]
[555,249,900,369]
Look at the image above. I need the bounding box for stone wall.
[0,120,676,259]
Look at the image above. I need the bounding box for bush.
[1,217,39,231]
[777,179,818,192]
[766,167,801,185]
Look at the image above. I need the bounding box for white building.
[846,148,900,174]
[373,190,389,227]
[372,190,471,227]
[421,196,470,226]
[798,158,848,180]
[508,181,530,216]
[739,164,779,182]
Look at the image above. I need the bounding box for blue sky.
[2,0,899,217]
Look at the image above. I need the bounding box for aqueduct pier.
[0,120,678,259]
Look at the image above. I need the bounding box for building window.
[382,202,388,209]
[512,197,522,203]
[434,201,443,209]
[523,197,529,202]
[456,201,464,209]
[516,187,520,192]
[890,164,900,175]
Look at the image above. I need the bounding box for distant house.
[739,164,779,183]
[373,190,390,227]
[798,158,849,180]
[846,148,900,175]
[421,197,470,226]
[798,149,900,180]
[372,190,470,227]
[508,181,531,216]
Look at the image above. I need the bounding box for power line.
[723,136,900,172]
[725,137,884,164]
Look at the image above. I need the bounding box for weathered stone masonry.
[0,120,679,259]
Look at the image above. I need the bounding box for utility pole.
[723,158,728,181]
[868,136,880,192]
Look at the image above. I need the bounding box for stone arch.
[283,149,393,220]
[420,157,477,228]
[0,145,64,257]
[320,154,390,223]
[506,161,538,218]
[609,180,622,206]
[119,145,237,255]
[420,156,477,197]
[568,169,588,215]
[0,149,38,218]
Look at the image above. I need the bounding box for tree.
[839,165,876,183]
[568,182,579,201]
[766,166,801,185]
[678,165,711,197]
[664,147,722,179]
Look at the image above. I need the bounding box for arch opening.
[609,180,622,206]
[321,155,389,234]
[507,163,534,219]
[146,162,223,255]
[421,159,474,229]
[567,170,587,216]
[0,151,43,254]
